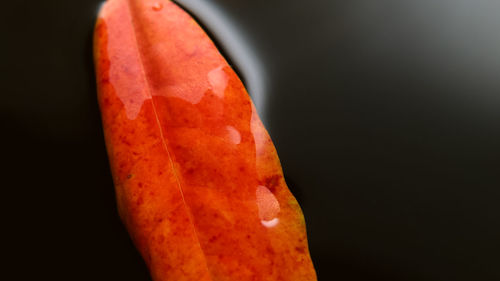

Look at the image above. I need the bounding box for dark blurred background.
[3,0,500,280]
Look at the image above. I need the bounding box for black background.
[3,0,500,280]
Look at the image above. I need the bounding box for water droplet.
[261,218,279,228]
[208,66,229,98]
[152,2,163,11]
[256,185,280,228]
[226,126,241,144]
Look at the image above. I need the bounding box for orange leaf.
[94,0,317,280]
